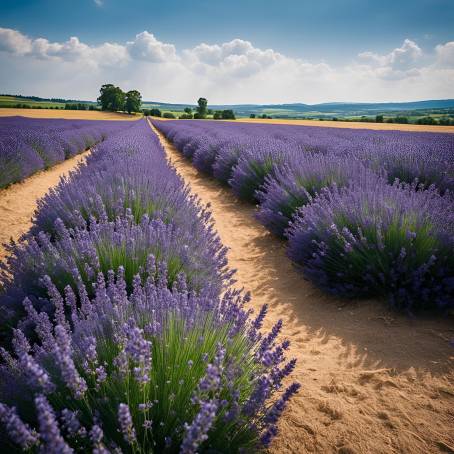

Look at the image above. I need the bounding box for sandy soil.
[235,118,454,133]
[0,151,89,261]
[0,108,138,121]
[150,121,454,454]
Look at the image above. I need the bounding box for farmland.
[236,117,454,133]
[0,113,453,453]
[150,119,454,453]
[0,117,300,452]
[0,107,139,120]
[0,116,137,188]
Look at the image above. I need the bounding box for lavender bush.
[152,119,454,193]
[256,153,381,237]
[0,270,298,452]
[0,116,136,188]
[286,180,454,311]
[0,118,299,451]
[229,141,290,203]
[1,213,229,307]
[31,121,209,237]
[152,119,454,312]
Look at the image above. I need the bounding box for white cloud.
[0,27,32,54]
[0,28,452,103]
[435,41,454,68]
[184,39,283,77]
[357,39,424,80]
[94,0,103,6]
[127,31,177,62]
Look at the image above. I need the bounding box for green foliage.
[376,114,384,123]
[196,98,208,119]
[97,84,126,112]
[184,107,192,114]
[149,108,162,117]
[179,113,193,119]
[64,103,91,111]
[394,116,409,124]
[163,112,176,119]
[221,109,235,120]
[125,90,142,114]
[416,116,437,125]
[213,110,236,120]
[249,114,256,118]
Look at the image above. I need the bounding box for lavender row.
[0,116,137,188]
[152,119,454,312]
[0,119,298,452]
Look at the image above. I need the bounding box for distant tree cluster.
[179,107,193,119]
[1,94,90,103]
[213,109,235,120]
[97,84,142,114]
[64,103,99,111]
[143,108,162,117]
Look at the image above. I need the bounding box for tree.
[149,108,161,117]
[249,113,256,118]
[221,109,235,120]
[163,112,176,118]
[376,114,384,123]
[394,116,409,124]
[213,110,223,120]
[125,90,142,114]
[184,107,192,114]
[97,84,125,111]
[196,98,208,118]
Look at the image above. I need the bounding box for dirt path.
[149,122,454,454]
[0,151,89,260]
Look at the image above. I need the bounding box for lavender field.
[152,119,454,312]
[0,116,137,188]
[0,118,298,452]
[0,113,453,452]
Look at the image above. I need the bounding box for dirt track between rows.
[149,120,454,454]
[0,151,89,261]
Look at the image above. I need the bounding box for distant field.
[0,108,139,121]
[236,117,454,133]
[0,95,65,109]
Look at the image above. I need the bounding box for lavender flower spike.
[118,403,137,445]
[180,399,218,454]
[0,403,38,449]
[35,395,73,454]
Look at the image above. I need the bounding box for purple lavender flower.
[180,399,218,454]
[34,394,73,453]
[0,116,136,189]
[0,403,38,449]
[54,325,87,399]
[287,179,454,310]
[118,403,136,444]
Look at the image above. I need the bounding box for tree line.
[143,98,236,120]
[97,84,142,114]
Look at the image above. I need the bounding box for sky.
[0,0,453,104]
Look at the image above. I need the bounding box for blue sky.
[0,0,453,103]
